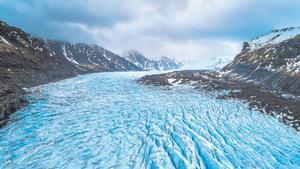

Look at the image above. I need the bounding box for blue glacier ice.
[0,72,299,169]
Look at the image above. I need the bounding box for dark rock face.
[0,84,27,126]
[0,21,142,126]
[242,42,250,51]
[123,50,182,71]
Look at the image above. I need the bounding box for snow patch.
[0,36,11,45]
[168,78,177,84]
[62,45,80,65]
[103,50,111,61]
[168,78,183,86]
[88,57,100,66]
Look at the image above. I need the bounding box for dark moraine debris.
[0,84,27,127]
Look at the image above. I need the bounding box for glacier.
[0,72,299,169]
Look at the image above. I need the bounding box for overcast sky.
[1,0,300,67]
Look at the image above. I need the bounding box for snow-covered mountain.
[48,42,142,71]
[222,27,300,95]
[122,50,157,70]
[122,50,182,71]
[156,56,183,71]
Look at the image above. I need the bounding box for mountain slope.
[222,28,300,96]
[123,50,182,71]
[156,56,183,71]
[122,50,157,70]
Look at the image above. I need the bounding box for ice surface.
[0,72,299,168]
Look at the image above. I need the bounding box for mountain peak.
[123,50,146,60]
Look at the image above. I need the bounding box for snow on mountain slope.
[156,56,182,71]
[249,27,300,49]
[123,50,153,69]
[0,36,11,45]
[62,45,80,66]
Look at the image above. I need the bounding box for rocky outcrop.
[123,50,182,71]
[0,84,27,126]
[0,21,142,126]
